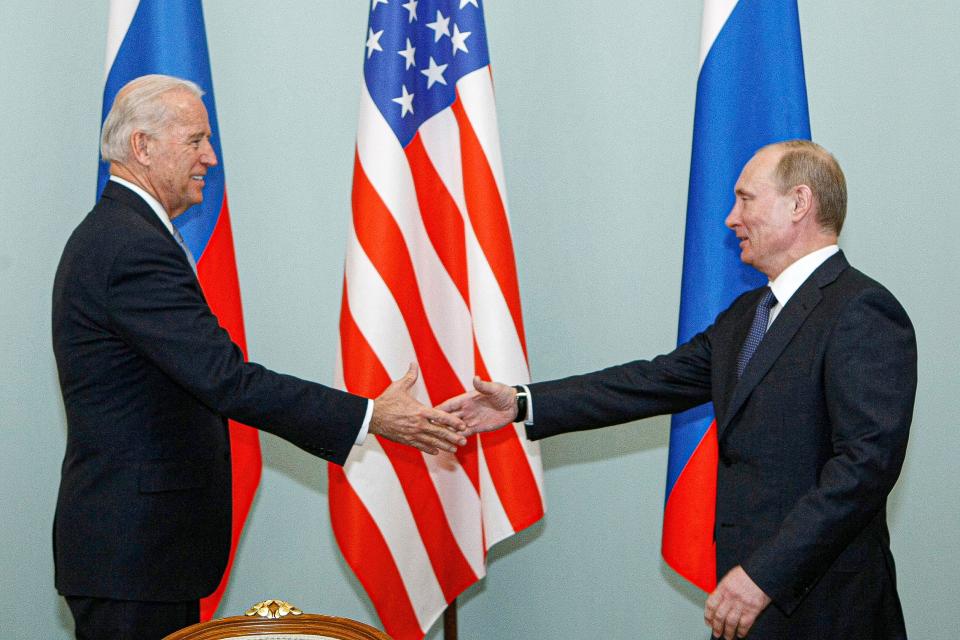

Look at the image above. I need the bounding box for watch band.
[513,385,528,423]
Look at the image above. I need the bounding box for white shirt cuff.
[520,383,533,425]
[355,399,374,445]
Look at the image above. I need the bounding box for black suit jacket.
[52,182,367,601]
[526,252,916,639]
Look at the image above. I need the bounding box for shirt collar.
[769,244,840,309]
[109,175,174,235]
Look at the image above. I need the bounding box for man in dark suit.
[439,140,917,639]
[52,74,466,640]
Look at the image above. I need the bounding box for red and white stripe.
[330,66,545,640]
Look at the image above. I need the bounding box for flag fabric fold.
[99,0,260,620]
[662,0,811,592]
[330,1,545,638]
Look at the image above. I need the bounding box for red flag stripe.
[336,287,445,632]
[405,133,471,307]
[662,421,718,591]
[341,190,481,600]
[378,440,480,602]
[196,195,261,620]
[450,94,528,360]
[337,285,474,630]
[339,222,486,566]
[401,134,482,491]
[351,153,465,406]
[338,283,391,399]
[472,345,544,532]
[330,466,423,640]
[479,429,545,532]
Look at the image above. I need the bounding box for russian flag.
[98,1,260,619]
[661,0,811,591]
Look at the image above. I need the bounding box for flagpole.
[443,599,457,640]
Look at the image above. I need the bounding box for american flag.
[328,1,545,638]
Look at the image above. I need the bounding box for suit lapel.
[102,181,171,238]
[717,252,849,436]
[102,181,206,297]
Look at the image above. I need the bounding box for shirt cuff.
[520,384,534,425]
[355,399,374,445]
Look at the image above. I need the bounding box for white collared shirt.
[767,244,840,328]
[108,175,374,445]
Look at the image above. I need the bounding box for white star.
[421,56,448,89]
[426,10,450,42]
[460,0,479,8]
[365,28,384,59]
[402,0,418,22]
[372,0,389,10]
[392,84,415,117]
[397,38,416,70]
[451,24,471,55]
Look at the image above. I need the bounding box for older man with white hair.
[52,74,466,640]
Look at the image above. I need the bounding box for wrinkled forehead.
[160,90,210,130]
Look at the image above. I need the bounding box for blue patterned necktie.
[736,287,777,378]
[171,225,198,275]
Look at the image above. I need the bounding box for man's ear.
[129,130,151,166]
[792,184,815,222]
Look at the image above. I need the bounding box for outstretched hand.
[370,363,467,455]
[436,376,518,436]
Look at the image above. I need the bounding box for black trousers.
[66,596,199,640]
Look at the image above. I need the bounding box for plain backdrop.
[1,1,957,638]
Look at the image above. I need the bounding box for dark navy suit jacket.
[526,252,916,639]
[52,181,367,601]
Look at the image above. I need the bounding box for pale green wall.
[2,2,957,638]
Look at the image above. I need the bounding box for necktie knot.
[736,287,777,378]
[759,288,777,311]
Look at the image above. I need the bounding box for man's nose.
[724,208,737,229]
[201,139,218,166]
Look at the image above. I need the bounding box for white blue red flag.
[662,0,811,591]
[329,1,545,638]
[99,0,260,619]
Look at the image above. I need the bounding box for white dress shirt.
[767,244,840,328]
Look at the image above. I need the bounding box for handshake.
[369,364,520,455]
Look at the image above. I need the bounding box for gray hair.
[100,74,204,163]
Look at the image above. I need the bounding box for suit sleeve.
[526,328,715,440]
[741,287,917,612]
[105,232,367,464]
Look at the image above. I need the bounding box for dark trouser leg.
[66,596,199,640]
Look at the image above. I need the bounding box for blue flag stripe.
[666,0,811,499]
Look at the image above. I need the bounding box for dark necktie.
[171,225,198,275]
[736,287,777,378]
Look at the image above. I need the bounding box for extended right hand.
[370,363,467,455]
[436,376,518,436]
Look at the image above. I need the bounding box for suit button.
[721,456,732,467]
